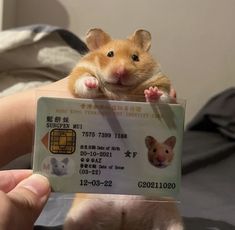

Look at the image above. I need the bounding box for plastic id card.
[33,97,185,199]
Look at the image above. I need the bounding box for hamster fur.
[64,29,183,230]
[68,28,172,103]
[64,194,183,230]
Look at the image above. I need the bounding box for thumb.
[7,174,51,230]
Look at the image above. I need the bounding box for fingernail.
[19,174,50,198]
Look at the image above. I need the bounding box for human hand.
[0,170,51,230]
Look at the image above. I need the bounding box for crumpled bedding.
[182,87,235,174]
[181,87,235,229]
[0,24,88,97]
[187,87,235,140]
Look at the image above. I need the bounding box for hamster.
[50,157,69,176]
[145,136,176,168]
[64,29,182,230]
[68,28,173,103]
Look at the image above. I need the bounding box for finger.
[0,170,32,193]
[7,174,51,229]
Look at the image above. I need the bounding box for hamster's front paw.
[74,76,100,98]
[84,77,99,89]
[144,86,163,102]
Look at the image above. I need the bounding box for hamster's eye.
[107,51,114,57]
[132,54,139,62]
[165,149,169,154]
[153,148,157,153]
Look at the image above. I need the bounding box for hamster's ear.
[62,158,69,165]
[145,136,156,149]
[129,29,151,51]
[164,136,176,149]
[86,28,112,51]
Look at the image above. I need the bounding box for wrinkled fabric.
[187,87,235,139]
[0,24,88,97]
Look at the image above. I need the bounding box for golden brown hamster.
[64,29,182,230]
[68,28,172,102]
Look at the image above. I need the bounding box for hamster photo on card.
[145,135,176,168]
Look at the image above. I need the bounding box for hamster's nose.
[156,155,165,163]
[113,66,128,79]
